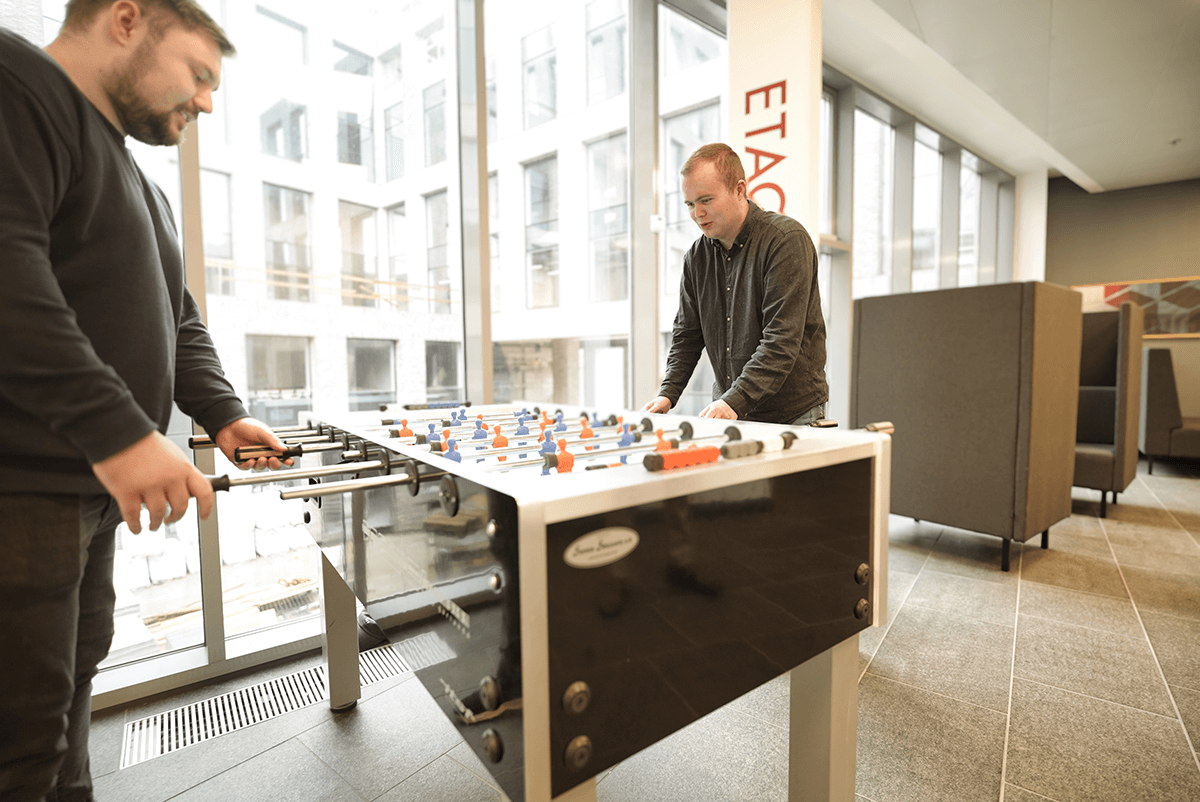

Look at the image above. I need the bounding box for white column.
[1013,168,1048,282]
[727,0,823,236]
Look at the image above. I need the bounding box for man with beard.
[0,2,291,798]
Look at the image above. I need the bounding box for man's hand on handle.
[215,417,296,471]
[643,396,672,414]
[699,399,738,420]
[92,431,213,534]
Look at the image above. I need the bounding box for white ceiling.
[821,0,1200,192]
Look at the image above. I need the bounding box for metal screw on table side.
[562,681,591,715]
[564,735,593,770]
[488,573,503,592]
[486,519,498,540]
[481,728,504,763]
[855,563,871,585]
[855,599,871,620]
[480,676,501,711]
[439,476,459,517]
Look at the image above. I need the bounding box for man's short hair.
[64,0,236,56]
[680,143,746,193]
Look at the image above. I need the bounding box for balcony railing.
[203,256,457,312]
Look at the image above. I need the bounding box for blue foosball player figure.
[444,440,462,463]
[554,411,568,432]
[539,434,557,475]
[427,423,441,443]
[472,419,488,439]
[618,423,634,463]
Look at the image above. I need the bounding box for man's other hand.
[643,396,672,414]
[92,431,213,534]
[215,417,296,471]
[699,399,738,420]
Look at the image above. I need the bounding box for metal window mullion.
[180,127,227,664]
[891,120,915,295]
[978,172,999,285]
[457,0,491,402]
[939,147,961,289]
[629,0,659,408]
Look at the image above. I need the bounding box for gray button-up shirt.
[659,201,828,424]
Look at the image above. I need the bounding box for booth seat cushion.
[1074,443,1115,490]
[1172,419,1200,457]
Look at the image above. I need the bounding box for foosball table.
[200,403,892,802]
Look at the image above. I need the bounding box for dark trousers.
[0,494,120,802]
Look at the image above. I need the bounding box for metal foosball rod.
[277,464,449,500]
[231,440,356,462]
[188,425,325,449]
[206,459,389,491]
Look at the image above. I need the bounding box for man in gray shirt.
[645,143,828,424]
[1,2,290,798]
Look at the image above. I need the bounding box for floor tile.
[1123,567,1200,622]
[1014,614,1175,716]
[1141,612,1200,691]
[93,695,333,802]
[1017,582,1142,638]
[88,706,126,779]
[1003,784,1060,801]
[1006,678,1200,802]
[1171,684,1200,755]
[865,605,1013,712]
[886,518,942,575]
[375,753,504,802]
[856,674,1006,802]
[905,568,1018,626]
[167,739,364,802]
[921,528,1020,583]
[1020,545,1128,599]
[721,671,789,730]
[596,701,788,802]
[297,677,462,801]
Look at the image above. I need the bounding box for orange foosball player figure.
[655,428,673,451]
[397,418,413,438]
[492,424,508,462]
[556,439,575,473]
[579,416,595,450]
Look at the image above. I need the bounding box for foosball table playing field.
[195,402,892,802]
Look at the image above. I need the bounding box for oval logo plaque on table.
[564,527,640,569]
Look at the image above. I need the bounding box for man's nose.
[194,88,213,115]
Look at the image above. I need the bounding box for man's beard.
[107,42,183,146]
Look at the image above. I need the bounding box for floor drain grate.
[120,641,414,769]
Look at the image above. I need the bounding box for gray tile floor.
[90,458,1200,802]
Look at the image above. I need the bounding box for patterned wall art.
[1074,276,1200,338]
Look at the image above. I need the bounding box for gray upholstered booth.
[1073,302,1143,517]
[851,282,1083,571]
[1144,348,1200,473]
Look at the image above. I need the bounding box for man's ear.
[107,0,144,48]
[735,179,747,201]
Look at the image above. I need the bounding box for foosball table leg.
[788,633,859,801]
[552,778,597,802]
[321,551,362,711]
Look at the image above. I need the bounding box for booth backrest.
[850,281,1082,542]
[1145,349,1184,455]
[1113,303,1144,486]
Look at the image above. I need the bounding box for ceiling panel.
[840,0,1200,191]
